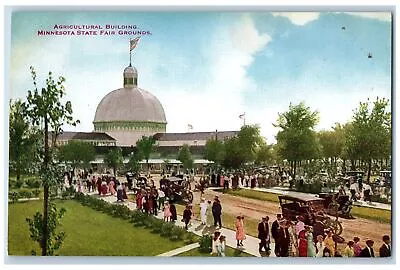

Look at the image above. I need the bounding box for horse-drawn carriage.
[279,194,343,235]
[160,176,193,203]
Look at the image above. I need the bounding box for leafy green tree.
[126,150,142,174]
[25,67,79,256]
[274,102,320,181]
[104,147,124,176]
[345,97,391,182]
[177,144,194,170]
[26,202,66,255]
[136,135,156,172]
[9,99,42,180]
[237,124,265,163]
[204,139,225,166]
[58,141,96,174]
[222,136,245,169]
[255,144,274,165]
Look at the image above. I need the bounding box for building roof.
[56,131,116,141]
[93,87,167,124]
[154,131,238,141]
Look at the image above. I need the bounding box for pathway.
[157,243,200,257]
[94,193,275,257]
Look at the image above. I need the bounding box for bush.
[198,234,212,253]
[131,211,146,223]
[26,178,41,189]
[169,226,186,241]
[32,189,41,198]
[151,218,165,234]
[9,191,20,203]
[19,190,32,199]
[15,180,24,189]
[160,222,175,237]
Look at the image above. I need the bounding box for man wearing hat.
[212,196,222,228]
[360,240,375,257]
[257,216,270,252]
[271,213,282,256]
[379,235,391,257]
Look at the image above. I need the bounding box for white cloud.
[343,12,392,22]
[272,12,320,26]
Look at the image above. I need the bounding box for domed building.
[93,64,167,146]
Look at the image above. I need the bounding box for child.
[353,237,362,257]
[163,201,172,222]
[212,231,221,255]
[216,235,226,257]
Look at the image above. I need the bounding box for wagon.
[279,194,343,235]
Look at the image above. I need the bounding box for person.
[363,183,372,203]
[151,189,158,215]
[212,196,222,228]
[379,235,391,257]
[223,175,229,190]
[353,237,362,257]
[313,214,325,243]
[257,216,270,252]
[349,178,359,201]
[158,188,165,211]
[360,240,375,257]
[271,214,282,256]
[206,200,213,227]
[315,235,325,257]
[136,190,143,211]
[163,201,172,222]
[211,231,221,255]
[298,228,308,257]
[306,226,316,257]
[183,204,192,230]
[295,216,305,236]
[86,178,92,192]
[122,183,128,200]
[287,220,298,257]
[343,241,355,257]
[323,247,332,257]
[92,176,97,193]
[109,179,116,195]
[278,219,290,257]
[235,215,246,247]
[338,185,346,196]
[199,198,207,225]
[169,201,177,222]
[216,235,226,257]
[96,177,102,196]
[324,230,335,256]
[101,180,108,196]
[116,182,124,202]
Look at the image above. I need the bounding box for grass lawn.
[8,200,186,256]
[176,246,254,257]
[223,189,391,224]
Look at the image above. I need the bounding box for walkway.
[238,187,391,211]
[94,193,275,257]
[157,243,200,257]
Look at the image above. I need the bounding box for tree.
[255,144,274,166]
[9,99,42,180]
[237,124,265,164]
[204,139,225,166]
[177,144,194,171]
[274,102,320,181]
[104,147,123,176]
[58,141,96,173]
[25,67,79,256]
[222,136,245,169]
[136,135,156,173]
[345,97,391,182]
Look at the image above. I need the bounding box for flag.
[130,37,141,51]
[188,124,193,130]
[239,113,245,119]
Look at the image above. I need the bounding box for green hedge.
[73,193,197,243]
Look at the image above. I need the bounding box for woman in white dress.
[211,231,221,255]
[216,235,226,257]
[199,198,207,225]
[315,234,325,257]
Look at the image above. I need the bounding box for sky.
[9,11,392,144]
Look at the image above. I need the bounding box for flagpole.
[129,38,132,67]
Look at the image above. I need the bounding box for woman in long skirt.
[306,226,316,257]
[298,229,308,257]
[206,200,213,227]
[136,190,143,211]
[235,216,246,247]
[163,201,172,221]
[315,235,325,257]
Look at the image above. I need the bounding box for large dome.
[93,87,167,123]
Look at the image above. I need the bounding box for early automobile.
[161,176,194,203]
[342,171,365,188]
[279,194,343,235]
